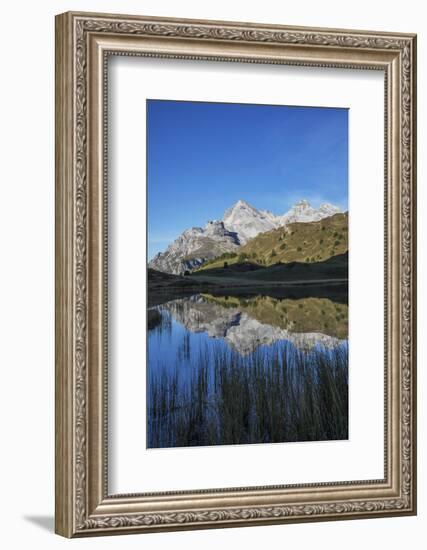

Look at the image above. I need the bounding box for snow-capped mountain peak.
[279,199,341,226]
[223,199,279,244]
[235,199,251,208]
[149,197,343,274]
[318,202,341,216]
[223,199,259,219]
[296,199,310,208]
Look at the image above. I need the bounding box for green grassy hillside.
[191,252,348,283]
[197,212,348,271]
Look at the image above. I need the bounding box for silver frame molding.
[55,11,417,538]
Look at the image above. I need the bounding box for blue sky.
[147,100,348,259]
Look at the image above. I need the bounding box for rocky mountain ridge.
[149,199,342,274]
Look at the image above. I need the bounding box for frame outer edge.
[55,12,75,538]
[62,10,416,40]
[410,34,417,515]
[54,10,417,537]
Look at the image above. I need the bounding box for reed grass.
[148,341,348,448]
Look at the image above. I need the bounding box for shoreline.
[148,278,348,307]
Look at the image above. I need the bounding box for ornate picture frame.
[55,11,417,537]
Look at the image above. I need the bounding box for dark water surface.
[147,290,348,449]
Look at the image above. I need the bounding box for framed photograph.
[55,11,417,537]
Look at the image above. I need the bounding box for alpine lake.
[147,282,348,449]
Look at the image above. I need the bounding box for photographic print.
[147,99,349,449]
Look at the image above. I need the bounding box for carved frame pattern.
[55,11,416,537]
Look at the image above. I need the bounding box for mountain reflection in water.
[147,292,348,449]
[155,294,347,354]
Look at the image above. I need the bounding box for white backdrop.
[0,1,424,549]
